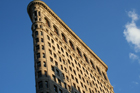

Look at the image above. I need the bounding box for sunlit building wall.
[27,0,114,93]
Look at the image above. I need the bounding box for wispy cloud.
[129,53,140,63]
[124,10,140,52]
[129,53,139,60]
[132,81,139,85]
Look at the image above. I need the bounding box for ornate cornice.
[27,0,108,71]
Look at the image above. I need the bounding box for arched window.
[77,48,82,57]
[84,54,89,63]
[53,26,59,35]
[102,72,107,80]
[96,66,101,75]
[61,33,67,43]
[45,18,50,27]
[69,41,74,50]
[90,60,95,69]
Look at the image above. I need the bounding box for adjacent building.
[27,0,114,93]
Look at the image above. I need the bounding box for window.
[90,60,95,69]
[51,39,54,44]
[43,53,45,58]
[37,53,40,59]
[64,67,67,73]
[45,81,48,88]
[45,71,47,77]
[37,61,41,68]
[51,66,54,71]
[62,73,65,78]
[62,33,67,43]
[41,31,43,35]
[34,11,37,16]
[84,54,89,63]
[38,71,42,78]
[54,26,59,35]
[69,66,72,71]
[54,85,57,92]
[47,35,50,40]
[36,45,39,51]
[52,46,55,51]
[69,41,74,50]
[50,57,53,62]
[52,75,56,82]
[64,83,67,89]
[55,61,58,67]
[78,87,81,92]
[56,69,60,76]
[42,45,44,50]
[61,65,63,70]
[73,70,76,75]
[43,62,46,67]
[77,48,82,57]
[71,74,74,79]
[63,60,65,64]
[66,76,69,81]
[57,44,60,49]
[102,72,107,80]
[45,18,50,27]
[36,38,39,43]
[59,89,62,93]
[48,42,51,47]
[41,38,44,42]
[35,31,38,36]
[38,11,41,16]
[73,83,76,88]
[96,66,101,75]
[58,79,61,86]
[54,53,57,59]
[59,57,61,62]
[81,82,83,87]
[49,49,52,55]
[75,78,78,83]
[61,47,64,53]
[38,81,43,89]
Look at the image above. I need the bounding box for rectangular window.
[41,38,44,42]
[52,75,56,82]
[64,83,67,89]
[37,61,41,68]
[54,85,57,92]
[43,53,45,58]
[51,66,54,71]
[38,71,42,78]
[55,61,58,67]
[42,45,44,50]
[56,69,59,76]
[45,71,47,77]
[45,81,48,88]
[44,62,46,67]
[59,89,62,93]
[58,79,61,86]
[38,81,43,89]
[34,11,37,16]
[50,57,53,62]
[36,38,39,43]
[36,45,39,50]
[37,53,40,59]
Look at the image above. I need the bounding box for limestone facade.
[27,0,114,93]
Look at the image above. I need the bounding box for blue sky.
[0,0,140,93]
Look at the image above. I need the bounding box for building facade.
[27,0,114,93]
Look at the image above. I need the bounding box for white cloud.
[129,53,140,63]
[124,10,140,52]
[129,53,139,60]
